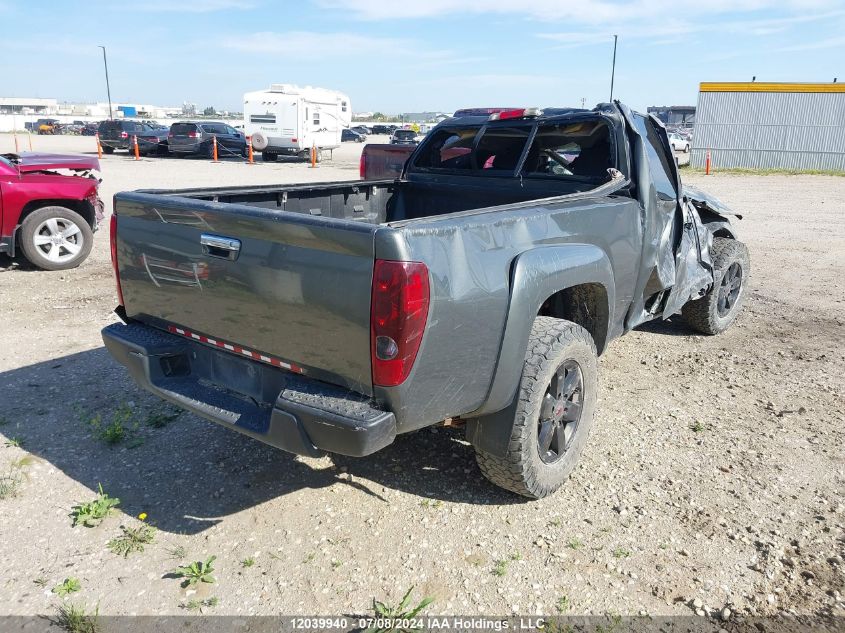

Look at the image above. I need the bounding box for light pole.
[609,34,618,102]
[98,45,113,120]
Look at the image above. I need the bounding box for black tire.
[18,206,93,271]
[204,142,214,159]
[682,237,750,335]
[262,151,277,162]
[474,317,598,499]
[102,146,114,155]
[684,144,690,153]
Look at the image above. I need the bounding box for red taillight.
[291,137,298,143]
[359,150,366,179]
[120,131,128,138]
[371,260,430,387]
[109,214,125,306]
[188,131,199,138]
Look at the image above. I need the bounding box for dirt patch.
[0,139,843,620]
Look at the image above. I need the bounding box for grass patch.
[690,421,705,433]
[107,524,156,557]
[71,484,120,528]
[567,537,584,550]
[368,587,434,632]
[4,436,23,448]
[144,407,181,429]
[241,557,255,568]
[52,577,82,596]
[181,596,219,612]
[302,552,316,564]
[612,547,631,559]
[679,164,845,177]
[55,603,100,633]
[171,555,216,588]
[420,498,443,509]
[0,470,23,499]
[556,594,571,613]
[166,545,187,560]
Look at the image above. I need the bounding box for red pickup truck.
[0,153,104,270]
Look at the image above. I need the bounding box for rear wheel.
[262,151,277,162]
[682,237,750,335]
[102,146,114,155]
[474,317,598,499]
[19,206,93,271]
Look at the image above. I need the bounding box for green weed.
[366,586,434,633]
[107,524,156,558]
[182,596,219,612]
[166,545,187,560]
[171,555,216,588]
[241,557,255,568]
[567,538,583,550]
[556,594,571,613]
[145,408,181,429]
[0,470,23,499]
[70,484,120,528]
[4,436,23,448]
[690,421,705,433]
[492,559,508,577]
[52,577,82,596]
[612,547,631,559]
[55,603,100,633]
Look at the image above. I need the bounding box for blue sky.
[1,0,843,114]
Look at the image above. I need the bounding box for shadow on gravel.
[0,254,38,271]
[635,316,698,337]
[1,348,517,535]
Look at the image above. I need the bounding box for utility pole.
[98,45,113,120]
[609,35,618,102]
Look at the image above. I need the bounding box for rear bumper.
[101,321,396,457]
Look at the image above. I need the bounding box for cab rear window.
[413,125,530,173]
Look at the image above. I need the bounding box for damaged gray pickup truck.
[102,103,749,498]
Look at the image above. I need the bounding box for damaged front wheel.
[682,237,750,335]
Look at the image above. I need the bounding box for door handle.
[201,234,241,260]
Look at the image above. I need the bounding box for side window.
[225,126,238,135]
[313,111,320,125]
[341,100,347,113]
[634,115,676,200]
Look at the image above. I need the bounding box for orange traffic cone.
[133,135,140,160]
[96,133,102,159]
[212,135,219,162]
[310,143,317,168]
[246,136,254,165]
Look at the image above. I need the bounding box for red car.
[0,152,104,270]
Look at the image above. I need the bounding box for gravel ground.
[0,134,842,622]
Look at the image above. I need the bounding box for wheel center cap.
[553,402,565,419]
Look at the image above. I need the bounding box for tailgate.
[113,192,377,395]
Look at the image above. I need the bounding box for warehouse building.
[691,82,845,171]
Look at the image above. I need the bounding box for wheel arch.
[18,199,96,230]
[467,244,614,422]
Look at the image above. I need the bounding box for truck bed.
[140,176,607,225]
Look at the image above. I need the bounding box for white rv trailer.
[243,84,351,162]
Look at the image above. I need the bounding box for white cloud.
[221,30,466,64]
[315,0,839,23]
[125,0,255,12]
[776,35,845,52]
